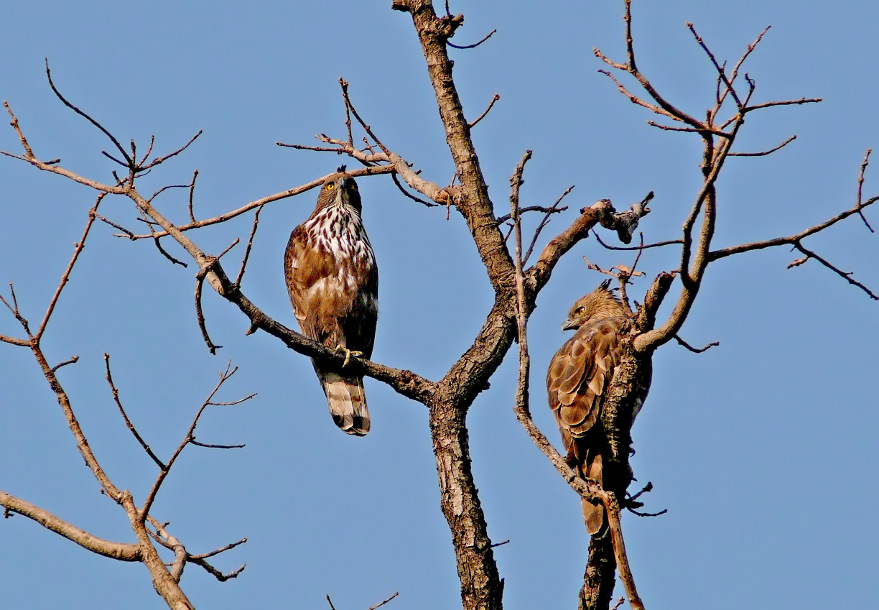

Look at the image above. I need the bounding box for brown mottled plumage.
[547,281,643,534]
[284,168,378,436]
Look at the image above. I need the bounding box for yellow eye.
[326,182,335,191]
[575,307,585,315]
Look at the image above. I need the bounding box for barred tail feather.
[580,450,605,535]
[321,372,370,436]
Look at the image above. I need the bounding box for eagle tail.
[580,450,605,535]
[320,371,370,436]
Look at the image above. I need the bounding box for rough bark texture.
[579,534,615,610]
[429,396,504,609]
[580,331,653,607]
[600,335,653,496]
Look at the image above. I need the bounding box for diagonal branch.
[0,490,142,561]
[448,28,496,50]
[124,165,396,240]
[789,241,878,300]
[105,354,165,469]
[35,194,104,340]
[45,60,131,166]
[140,362,252,521]
[530,198,652,293]
[594,0,705,131]
[728,135,797,157]
[855,148,875,232]
[523,186,574,265]
[468,93,500,128]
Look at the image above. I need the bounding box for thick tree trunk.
[579,533,615,610]
[429,397,504,610]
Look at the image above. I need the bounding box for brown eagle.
[546,281,647,534]
[284,167,378,436]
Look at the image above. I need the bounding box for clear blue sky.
[2,1,877,608]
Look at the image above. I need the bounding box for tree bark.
[579,534,615,610]
[429,395,504,609]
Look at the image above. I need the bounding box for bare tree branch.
[45,59,131,167]
[34,194,103,339]
[0,490,142,561]
[673,335,719,353]
[468,93,500,128]
[105,353,165,469]
[367,592,400,610]
[140,362,251,521]
[856,148,875,232]
[728,134,797,157]
[448,28,496,50]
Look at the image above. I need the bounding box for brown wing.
[547,317,625,460]
[547,316,626,534]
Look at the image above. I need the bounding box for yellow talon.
[336,345,362,368]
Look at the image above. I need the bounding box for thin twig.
[50,355,79,372]
[791,241,878,300]
[729,135,797,157]
[745,98,822,112]
[688,22,743,110]
[496,203,570,225]
[36,194,104,340]
[95,213,136,239]
[628,481,654,503]
[3,101,34,158]
[646,121,725,136]
[629,507,669,518]
[391,172,438,207]
[139,362,249,521]
[717,26,771,116]
[45,60,130,166]
[468,94,500,128]
[188,169,199,222]
[104,353,165,469]
[448,28,496,49]
[153,234,188,267]
[593,0,705,132]
[673,335,719,353]
[140,130,202,171]
[235,205,264,287]
[195,263,222,354]
[368,592,400,610]
[135,135,155,168]
[147,183,191,204]
[189,538,248,560]
[123,165,397,239]
[217,238,240,261]
[524,185,575,264]
[339,79,390,155]
[189,556,246,582]
[855,149,875,232]
[190,439,246,449]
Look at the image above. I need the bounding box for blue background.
[1,2,877,608]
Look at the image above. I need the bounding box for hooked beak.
[337,177,350,202]
[561,319,577,331]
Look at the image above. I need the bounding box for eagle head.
[562,280,625,331]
